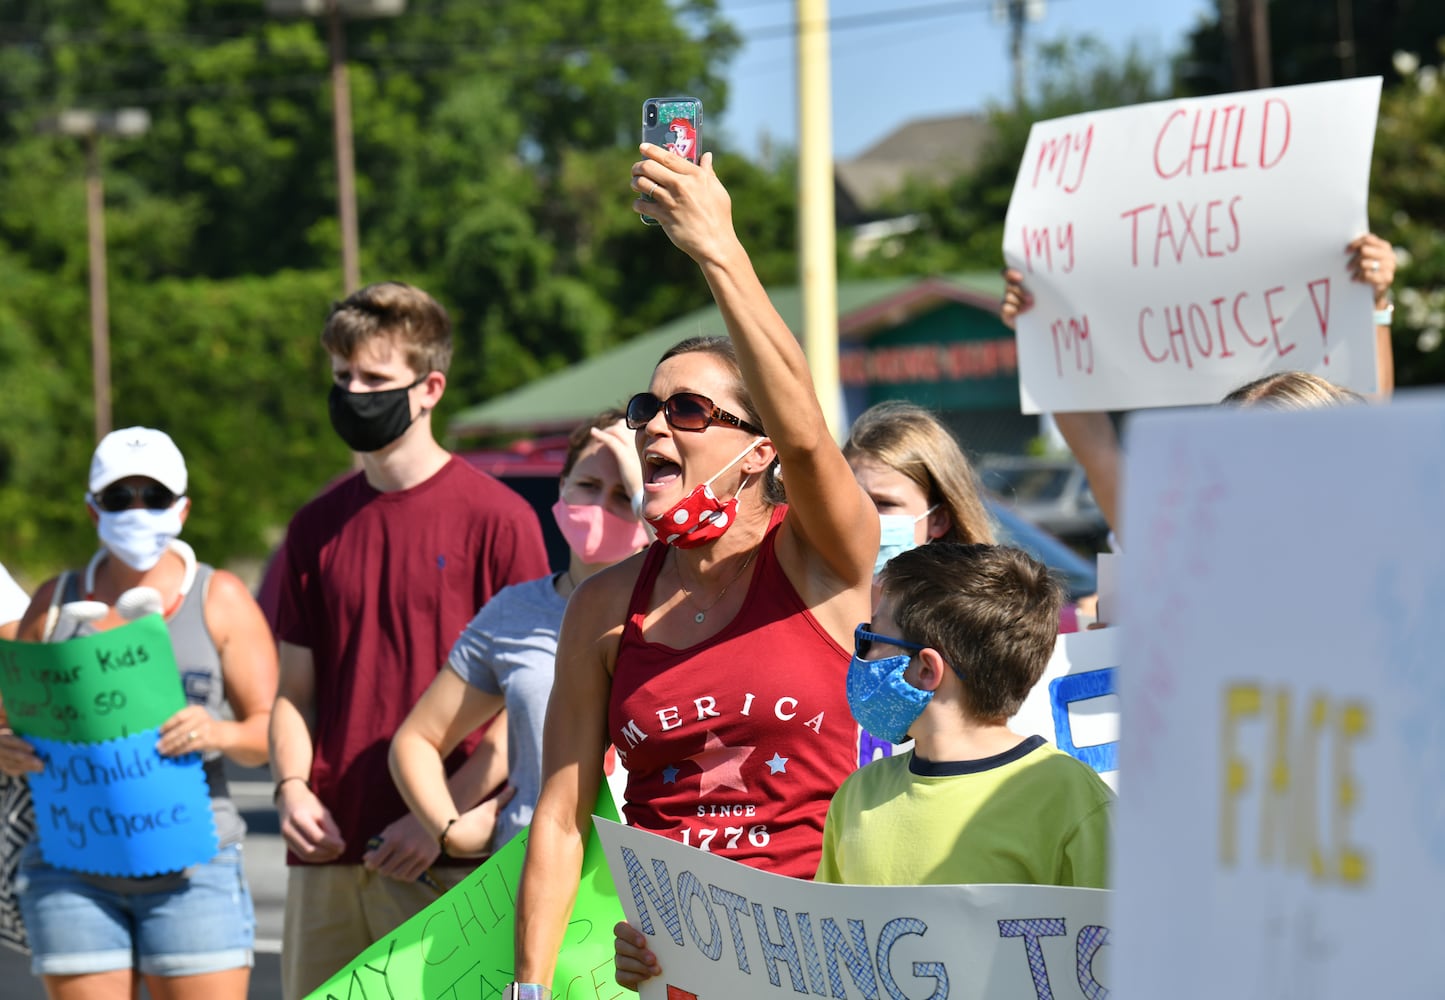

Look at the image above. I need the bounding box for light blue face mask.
[873,505,939,577]
[846,651,934,745]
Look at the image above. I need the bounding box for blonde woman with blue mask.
[844,401,995,580]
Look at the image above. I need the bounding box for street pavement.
[1,764,286,999]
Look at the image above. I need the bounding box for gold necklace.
[675,548,756,624]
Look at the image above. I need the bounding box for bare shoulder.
[201,568,274,658]
[202,568,266,620]
[773,511,872,644]
[568,549,648,626]
[561,548,652,672]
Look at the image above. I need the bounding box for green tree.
[1372,43,1445,386]
[1178,0,1445,95]
[0,0,771,581]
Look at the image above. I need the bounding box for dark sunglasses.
[854,623,926,660]
[626,391,764,436]
[93,483,180,513]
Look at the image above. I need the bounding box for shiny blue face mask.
[873,506,938,577]
[846,624,933,744]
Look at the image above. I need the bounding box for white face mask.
[874,505,939,577]
[95,502,186,571]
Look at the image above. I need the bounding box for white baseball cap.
[88,427,188,496]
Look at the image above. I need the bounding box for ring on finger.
[1369,260,1380,271]
[646,179,658,198]
[188,730,198,742]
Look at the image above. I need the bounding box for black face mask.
[328,375,428,453]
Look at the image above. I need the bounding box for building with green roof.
[450,271,1040,455]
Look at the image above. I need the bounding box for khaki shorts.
[281,863,471,998]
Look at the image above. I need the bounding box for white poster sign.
[1012,627,1120,790]
[1003,78,1382,413]
[596,818,1112,1000]
[1114,396,1445,998]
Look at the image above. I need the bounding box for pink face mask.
[645,438,762,549]
[550,498,649,564]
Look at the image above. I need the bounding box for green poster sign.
[0,615,185,742]
[308,790,627,1000]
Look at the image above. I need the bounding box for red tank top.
[609,505,856,879]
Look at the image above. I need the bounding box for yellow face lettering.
[1219,683,1371,887]
[1334,701,1370,885]
[1220,684,1262,866]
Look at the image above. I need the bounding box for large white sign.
[1003,78,1382,413]
[1013,627,1120,790]
[1114,395,1445,997]
[596,818,1112,1000]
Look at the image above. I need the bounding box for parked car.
[979,455,1110,548]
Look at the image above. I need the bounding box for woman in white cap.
[0,427,277,1000]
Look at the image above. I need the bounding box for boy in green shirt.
[817,541,1113,886]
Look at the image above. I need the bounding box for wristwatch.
[502,984,551,1000]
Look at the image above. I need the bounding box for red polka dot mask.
[645,437,763,549]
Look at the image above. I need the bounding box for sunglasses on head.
[93,483,180,513]
[853,623,926,660]
[626,391,764,436]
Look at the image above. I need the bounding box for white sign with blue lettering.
[1012,628,1120,790]
[597,818,1112,1000]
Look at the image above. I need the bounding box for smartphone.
[640,96,703,225]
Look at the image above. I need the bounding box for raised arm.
[1000,267,1122,535]
[630,144,878,600]
[1347,233,1396,399]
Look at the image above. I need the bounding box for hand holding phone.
[640,96,702,225]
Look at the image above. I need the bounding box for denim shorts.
[15,840,255,977]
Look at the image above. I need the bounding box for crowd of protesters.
[0,130,1399,1000]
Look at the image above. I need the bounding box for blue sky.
[711,0,1216,160]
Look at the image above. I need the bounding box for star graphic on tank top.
[662,765,680,784]
[765,752,788,775]
[686,732,755,796]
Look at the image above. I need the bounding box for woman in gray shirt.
[390,410,647,855]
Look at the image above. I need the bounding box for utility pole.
[266,0,406,294]
[38,109,151,441]
[327,0,362,294]
[1336,0,1357,78]
[1225,0,1273,90]
[997,0,1046,107]
[796,0,841,438]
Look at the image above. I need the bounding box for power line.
[2,0,1071,115]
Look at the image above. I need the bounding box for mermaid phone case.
[640,96,703,225]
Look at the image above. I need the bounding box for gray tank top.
[55,557,246,851]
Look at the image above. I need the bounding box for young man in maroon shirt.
[269,282,549,997]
